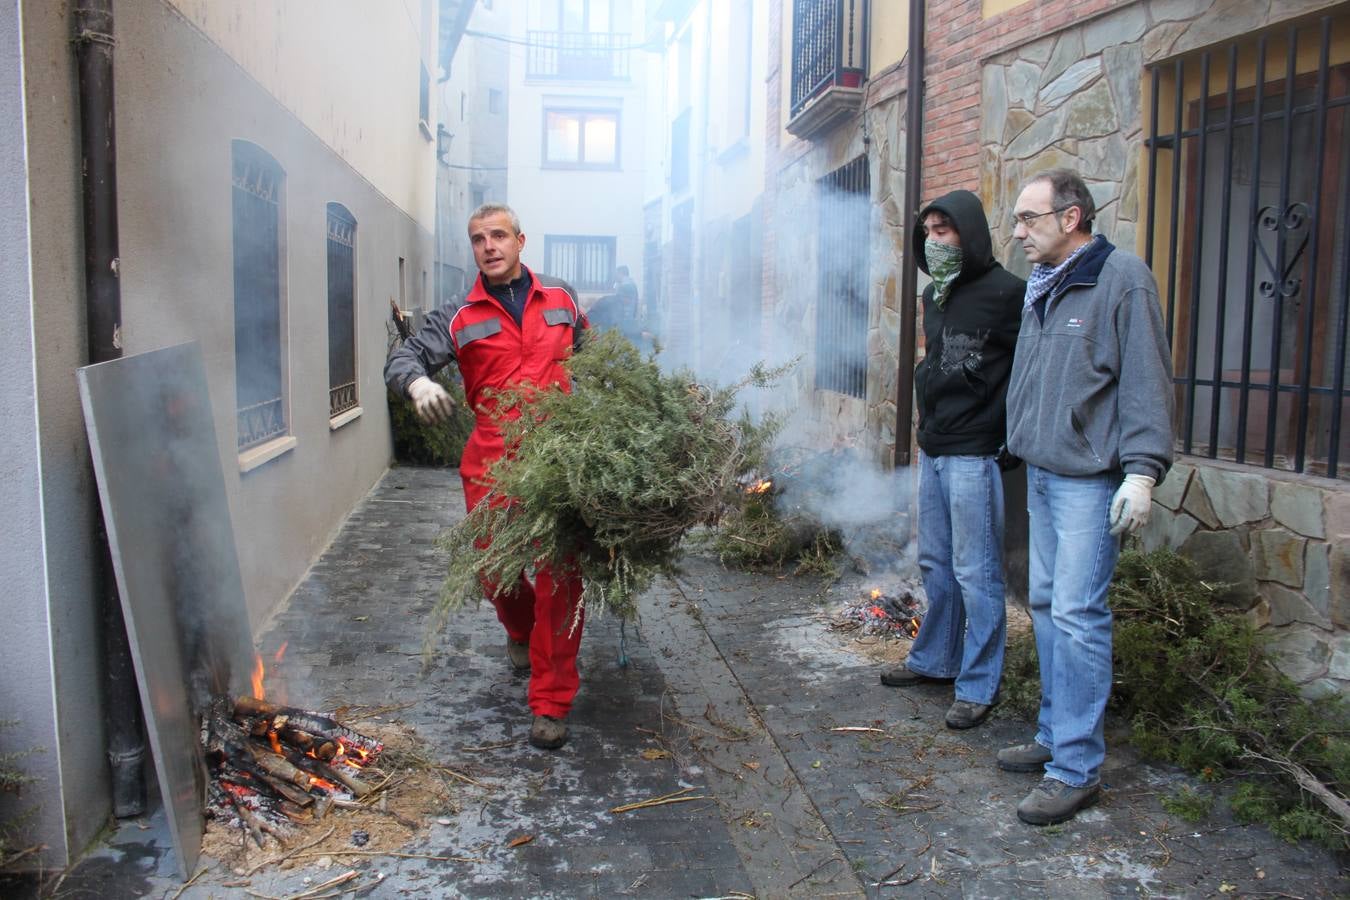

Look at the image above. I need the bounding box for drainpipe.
[74,0,146,817]
[894,0,925,468]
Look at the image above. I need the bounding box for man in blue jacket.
[880,190,1024,731]
[1002,168,1174,826]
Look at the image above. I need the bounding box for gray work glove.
[407,375,454,425]
[1109,474,1155,536]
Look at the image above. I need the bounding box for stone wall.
[1141,458,1350,696]
[968,0,1350,693]
[976,0,1342,275]
[768,84,908,465]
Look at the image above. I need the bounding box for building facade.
[0,0,469,869]
[504,0,650,309]
[764,0,1350,692]
[642,0,771,378]
[437,0,511,306]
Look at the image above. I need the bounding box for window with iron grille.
[543,108,619,168]
[327,203,358,419]
[790,0,867,119]
[1145,14,1350,478]
[544,235,615,292]
[814,156,870,398]
[231,141,287,451]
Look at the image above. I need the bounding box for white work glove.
[407,375,454,425]
[1109,474,1155,536]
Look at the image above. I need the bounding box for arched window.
[326,203,358,418]
[231,140,287,450]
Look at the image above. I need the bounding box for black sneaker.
[997,742,1053,773]
[879,667,954,687]
[1016,777,1101,826]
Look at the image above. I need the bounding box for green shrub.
[710,490,842,575]
[1002,548,1350,849]
[387,370,473,467]
[1161,785,1214,822]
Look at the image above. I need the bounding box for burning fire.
[746,479,773,494]
[273,641,288,664]
[335,738,372,768]
[308,774,340,793]
[842,587,923,639]
[251,655,266,701]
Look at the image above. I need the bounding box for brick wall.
[918,0,1119,201]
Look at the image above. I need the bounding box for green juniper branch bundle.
[432,331,783,642]
[1006,549,1350,847]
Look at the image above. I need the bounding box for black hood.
[911,189,997,284]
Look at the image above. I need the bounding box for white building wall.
[2,0,445,867]
[505,0,648,305]
[166,0,439,230]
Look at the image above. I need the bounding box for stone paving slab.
[5,465,1348,899]
[647,555,1350,898]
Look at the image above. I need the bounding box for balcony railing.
[526,31,631,81]
[789,0,868,126]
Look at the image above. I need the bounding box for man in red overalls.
[385,204,588,750]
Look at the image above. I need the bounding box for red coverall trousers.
[461,474,584,719]
[446,268,589,720]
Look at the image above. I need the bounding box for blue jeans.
[908,452,1006,706]
[1026,464,1121,788]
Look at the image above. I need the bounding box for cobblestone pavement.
[9,466,1347,898]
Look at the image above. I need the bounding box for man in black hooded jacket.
[880,190,1025,730]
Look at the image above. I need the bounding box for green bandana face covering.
[924,238,963,308]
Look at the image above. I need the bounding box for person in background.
[385,203,588,751]
[880,190,1025,733]
[587,265,642,346]
[1001,168,1174,825]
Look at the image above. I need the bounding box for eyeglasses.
[1012,205,1074,227]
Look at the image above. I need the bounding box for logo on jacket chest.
[1066,317,1086,329]
[938,328,989,376]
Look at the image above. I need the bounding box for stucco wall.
[112,0,430,623]
[165,0,439,231]
[4,0,436,866]
[17,0,110,868]
[870,0,909,76]
[0,0,90,870]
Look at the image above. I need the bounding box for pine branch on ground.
[1001,548,1350,848]
[432,331,784,641]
